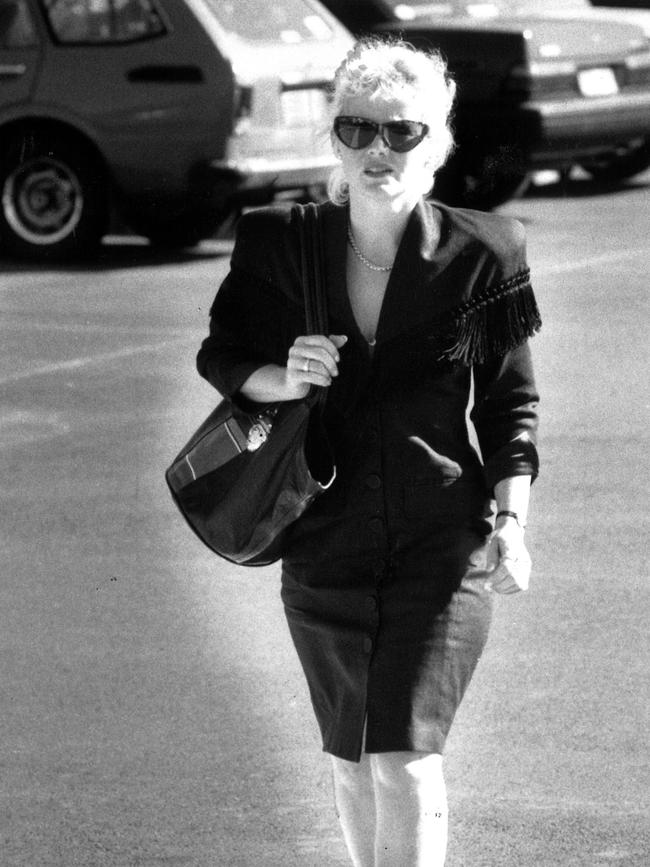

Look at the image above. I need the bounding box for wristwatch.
[495,510,526,528]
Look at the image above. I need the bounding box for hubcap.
[3,156,83,245]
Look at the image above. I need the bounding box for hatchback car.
[0,0,352,259]
[320,0,650,207]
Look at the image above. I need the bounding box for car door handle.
[127,65,203,84]
[0,64,26,78]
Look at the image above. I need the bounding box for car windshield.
[387,1,591,19]
[202,0,334,43]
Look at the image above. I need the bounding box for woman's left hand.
[484,518,531,594]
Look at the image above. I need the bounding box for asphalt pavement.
[0,171,648,866]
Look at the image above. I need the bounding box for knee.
[372,752,446,800]
[331,754,372,795]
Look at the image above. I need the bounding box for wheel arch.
[0,115,112,192]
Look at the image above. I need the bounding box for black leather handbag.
[165,203,335,566]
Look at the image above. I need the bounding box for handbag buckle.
[246,410,276,452]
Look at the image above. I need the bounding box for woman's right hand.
[285,334,348,397]
[238,334,347,404]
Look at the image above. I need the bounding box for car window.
[41,0,166,44]
[387,0,591,17]
[389,2,457,18]
[202,0,334,43]
[0,0,37,46]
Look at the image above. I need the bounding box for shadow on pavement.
[1,173,648,273]
[0,236,233,275]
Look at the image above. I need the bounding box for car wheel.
[0,132,107,260]
[580,139,650,183]
[434,147,531,210]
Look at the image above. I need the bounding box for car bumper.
[520,90,650,165]
[206,153,337,200]
[460,90,650,168]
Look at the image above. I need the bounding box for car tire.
[580,139,650,183]
[434,147,531,210]
[0,131,108,260]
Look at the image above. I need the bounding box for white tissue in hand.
[489,556,530,592]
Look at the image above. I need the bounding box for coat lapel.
[317,198,457,348]
[318,201,352,336]
[317,202,372,411]
[315,199,457,415]
[375,198,449,346]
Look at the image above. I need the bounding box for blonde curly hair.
[328,37,456,205]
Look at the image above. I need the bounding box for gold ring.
[305,358,311,373]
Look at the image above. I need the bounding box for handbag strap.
[296,202,329,407]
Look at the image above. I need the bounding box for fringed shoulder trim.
[438,268,541,365]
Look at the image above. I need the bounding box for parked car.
[319,0,650,207]
[0,0,352,259]
[591,1,649,7]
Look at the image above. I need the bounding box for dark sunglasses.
[333,116,430,153]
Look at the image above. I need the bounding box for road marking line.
[0,319,195,336]
[535,246,648,277]
[0,337,191,385]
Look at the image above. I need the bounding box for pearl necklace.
[347,224,393,272]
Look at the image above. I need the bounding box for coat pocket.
[406,436,463,486]
[402,437,488,522]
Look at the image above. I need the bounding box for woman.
[197,38,540,867]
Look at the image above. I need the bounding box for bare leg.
[371,752,448,867]
[331,754,376,867]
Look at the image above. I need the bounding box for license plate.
[281,88,328,126]
[578,67,619,98]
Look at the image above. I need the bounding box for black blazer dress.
[197,198,541,762]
